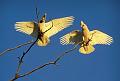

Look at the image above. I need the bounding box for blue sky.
[0,0,120,81]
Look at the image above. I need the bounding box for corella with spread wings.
[15,14,74,46]
[60,21,113,54]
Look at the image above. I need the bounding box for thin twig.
[0,40,33,57]
[16,36,39,74]
[15,0,41,74]
[10,35,39,81]
[35,0,40,23]
[10,42,81,81]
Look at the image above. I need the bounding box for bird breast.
[82,29,90,43]
[38,23,45,32]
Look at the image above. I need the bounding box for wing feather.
[15,22,38,37]
[60,30,82,45]
[44,16,74,38]
[89,30,113,45]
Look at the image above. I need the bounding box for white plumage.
[60,21,113,54]
[15,14,74,46]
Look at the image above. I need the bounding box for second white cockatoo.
[60,21,113,54]
[15,13,74,46]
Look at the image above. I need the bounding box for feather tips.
[44,16,74,38]
[15,22,35,35]
[90,30,113,45]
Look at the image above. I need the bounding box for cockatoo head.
[80,21,85,27]
[80,21,87,30]
[39,13,47,23]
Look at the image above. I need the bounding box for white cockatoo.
[60,21,113,54]
[15,13,74,46]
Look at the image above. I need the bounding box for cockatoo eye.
[39,20,43,23]
[81,24,84,27]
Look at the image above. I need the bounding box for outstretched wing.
[89,30,113,45]
[15,22,38,37]
[60,30,83,45]
[44,16,74,38]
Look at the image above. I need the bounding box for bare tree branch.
[10,1,41,80]
[10,42,81,81]
[9,0,80,81]
[0,0,41,57]
[10,15,56,81]
[0,40,34,57]
[16,36,39,74]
